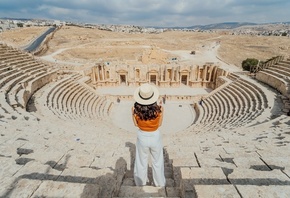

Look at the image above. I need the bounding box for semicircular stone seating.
[40,73,114,121]
[256,58,290,97]
[0,43,58,122]
[192,72,269,131]
[1,42,290,197]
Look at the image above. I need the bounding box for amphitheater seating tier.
[41,73,113,121]
[256,58,290,97]
[193,73,270,130]
[1,43,289,197]
[0,44,58,120]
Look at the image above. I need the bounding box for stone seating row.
[194,74,268,130]
[0,52,29,62]
[0,140,131,197]
[0,44,58,121]
[256,58,290,97]
[44,74,113,121]
[179,165,290,198]
[165,141,290,198]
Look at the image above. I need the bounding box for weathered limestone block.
[59,167,116,197]
[180,167,228,193]
[56,152,95,168]
[118,186,166,197]
[233,157,269,169]
[194,185,240,198]
[33,180,101,198]
[0,141,28,158]
[256,72,288,96]
[21,70,58,107]
[172,158,199,167]
[197,157,236,169]
[13,161,62,180]
[27,149,65,168]
[228,169,290,186]
[283,168,290,179]
[258,149,290,158]
[236,185,290,198]
[0,178,42,198]
[166,187,181,197]
[0,158,23,178]
[90,156,120,169]
[122,178,135,186]
[261,157,290,170]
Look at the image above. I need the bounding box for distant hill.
[0,17,31,21]
[188,22,257,30]
[1,17,290,30]
[153,22,290,30]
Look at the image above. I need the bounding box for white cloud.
[0,0,290,26]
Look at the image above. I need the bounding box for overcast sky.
[0,0,289,27]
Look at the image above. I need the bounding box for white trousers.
[134,129,166,187]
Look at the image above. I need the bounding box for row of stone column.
[92,64,221,85]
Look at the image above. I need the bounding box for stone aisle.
[116,148,180,197]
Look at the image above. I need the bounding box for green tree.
[16,23,23,27]
[242,58,259,72]
[282,32,287,36]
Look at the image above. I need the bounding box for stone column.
[212,66,218,82]
[165,67,169,81]
[196,66,200,81]
[102,66,105,81]
[203,65,207,81]
[189,66,192,81]
[176,67,180,83]
[97,66,101,82]
[208,66,214,81]
[161,66,164,81]
[171,68,175,81]
[92,67,96,84]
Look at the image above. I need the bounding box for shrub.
[17,23,23,28]
[242,58,259,72]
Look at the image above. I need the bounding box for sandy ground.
[2,26,290,69]
[0,26,48,48]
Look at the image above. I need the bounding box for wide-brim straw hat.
[134,83,159,105]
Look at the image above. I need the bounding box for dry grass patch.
[0,26,47,46]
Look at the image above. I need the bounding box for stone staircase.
[116,149,181,197]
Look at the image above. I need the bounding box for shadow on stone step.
[1,157,127,198]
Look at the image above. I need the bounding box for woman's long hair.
[134,102,161,121]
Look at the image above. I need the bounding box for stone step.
[179,167,229,193]
[236,186,290,198]
[32,180,101,198]
[121,178,175,187]
[228,168,290,186]
[193,185,240,198]
[117,186,167,197]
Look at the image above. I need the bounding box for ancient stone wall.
[91,62,228,89]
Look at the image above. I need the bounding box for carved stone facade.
[91,62,229,89]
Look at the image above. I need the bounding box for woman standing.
[132,83,166,187]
